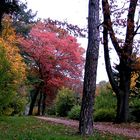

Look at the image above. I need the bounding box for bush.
[129,98,140,122]
[94,83,116,122]
[95,88,116,109]
[1,95,27,116]
[94,108,116,122]
[11,96,27,115]
[68,105,81,120]
[55,87,76,117]
[46,105,56,116]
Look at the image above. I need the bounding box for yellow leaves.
[2,15,16,43]
[131,57,140,89]
[131,72,139,89]
[0,15,27,86]
[132,57,140,71]
[0,38,26,84]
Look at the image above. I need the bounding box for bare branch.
[134,25,140,35]
[102,8,119,94]
[111,2,126,14]
[124,0,138,54]
[102,0,122,58]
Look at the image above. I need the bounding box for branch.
[102,0,122,58]
[97,22,104,29]
[134,25,140,36]
[103,14,119,94]
[124,0,138,54]
[111,2,126,14]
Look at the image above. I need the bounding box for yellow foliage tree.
[1,16,26,85]
[131,72,139,90]
[0,15,27,115]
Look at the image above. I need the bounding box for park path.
[35,116,140,139]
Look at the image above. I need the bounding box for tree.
[0,0,19,34]
[79,0,100,135]
[102,0,139,122]
[130,57,140,97]
[19,21,85,115]
[12,1,37,37]
[0,16,26,115]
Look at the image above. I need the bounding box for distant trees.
[102,0,140,122]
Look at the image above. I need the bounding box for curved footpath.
[35,116,140,139]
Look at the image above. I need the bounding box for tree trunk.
[37,92,43,116]
[28,88,40,115]
[0,12,3,35]
[42,93,47,116]
[115,90,129,123]
[102,0,138,123]
[79,0,99,135]
[115,61,131,123]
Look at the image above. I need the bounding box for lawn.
[0,116,127,140]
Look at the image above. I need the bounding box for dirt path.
[36,116,140,139]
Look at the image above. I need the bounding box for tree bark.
[37,92,43,116]
[79,0,99,135]
[115,60,131,123]
[116,91,129,123]
[0,12,3,35]
[42,93,47,116]
[28,87,40,115]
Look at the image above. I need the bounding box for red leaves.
[19,21,85,93]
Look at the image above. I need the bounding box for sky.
[23,0,108,83]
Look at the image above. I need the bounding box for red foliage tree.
[19,21,85,115]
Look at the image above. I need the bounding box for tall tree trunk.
[115,60,131,123]
[42,93,47,116]
[0,12,3,35]
[28,88,40,115]
[79,0,99,135]
[102,0,138,123]
[37,92,43,116]
[116,91,129,123]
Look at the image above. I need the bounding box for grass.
[0,116,127,140]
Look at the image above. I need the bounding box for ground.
[36,116,140,139]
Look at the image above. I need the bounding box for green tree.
[12,1,37,37]
[0,42,14,115]
[0,0,19,34]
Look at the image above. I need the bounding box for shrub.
[0,96,27,116]
[68,105,81,120]
[10,96,27,115]
[129,98,140,122]
[95,88,116,109]
[94,83,116,122]
[55,87,76,117]
[94,108,116,122]
[46,105,56,116]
